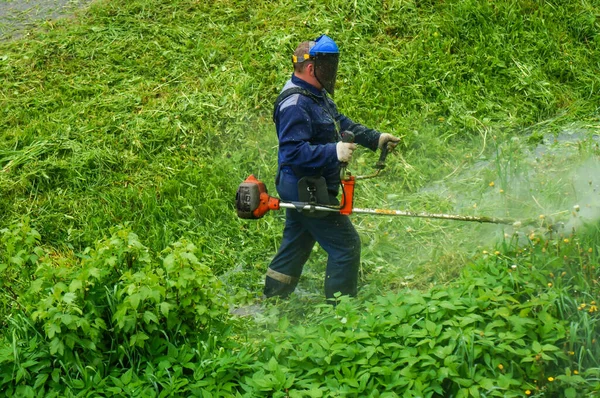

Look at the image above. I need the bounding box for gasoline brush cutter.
[235,133,527,226]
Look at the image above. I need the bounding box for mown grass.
[0,0,600,395]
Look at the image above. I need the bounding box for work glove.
[378,133,401,150]
[336,142,357,163]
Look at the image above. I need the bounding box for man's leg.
[302,213,361,300]
[264,209,316,298]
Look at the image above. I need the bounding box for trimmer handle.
[375,142,389,170]
[339,131,355,180]
[340,131,355,167]
[341,131,355,143]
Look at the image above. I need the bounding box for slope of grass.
[1,0,599,395]
[1,0,598,251]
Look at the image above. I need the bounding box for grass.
[0,0,599,394]
[0,0,598,294]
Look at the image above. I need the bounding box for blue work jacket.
[274,74,381,200]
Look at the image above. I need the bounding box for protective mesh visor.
[313,53,339,96]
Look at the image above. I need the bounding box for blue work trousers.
[264,169,361,300]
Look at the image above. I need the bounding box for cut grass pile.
[1,0,598,254]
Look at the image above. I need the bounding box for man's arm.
[332,101,400,152]
[337,114,381,151]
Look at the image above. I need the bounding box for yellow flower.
[495,251,501,255]
[498,364,504,370]
[547,282,553,287]
[588,248,593,253]
[548,377,554,382]
[499,189,505,193]
[564,238,570,243]
[525,391,531,396]
[489,181,495,187]
[589,305,598,313]
[569,351,575,355]
[574,370,579,375]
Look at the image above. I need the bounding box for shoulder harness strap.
[273,87,321,122]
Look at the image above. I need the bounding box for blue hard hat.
[309,35,339,55]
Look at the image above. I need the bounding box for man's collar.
[291,74,325,97]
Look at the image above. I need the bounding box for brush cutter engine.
[235,175,280,219]
[235,174,348,219]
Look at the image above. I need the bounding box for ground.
[0,0,92,40]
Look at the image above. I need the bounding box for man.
[264,35,400,301]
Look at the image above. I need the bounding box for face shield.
[312,52,339,97]
[308,35,339,97]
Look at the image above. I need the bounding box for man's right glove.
[336,142,357,163]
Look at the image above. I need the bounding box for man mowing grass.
[264,35,400,302]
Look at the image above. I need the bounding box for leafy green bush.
[0,218,43,325]
[1,223,599,396]
[250,226,600,397]
[0,223,231,396]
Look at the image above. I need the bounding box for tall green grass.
[1,0,599,395]
[1,0,598,252]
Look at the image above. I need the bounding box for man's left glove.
[378,133,401,150]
